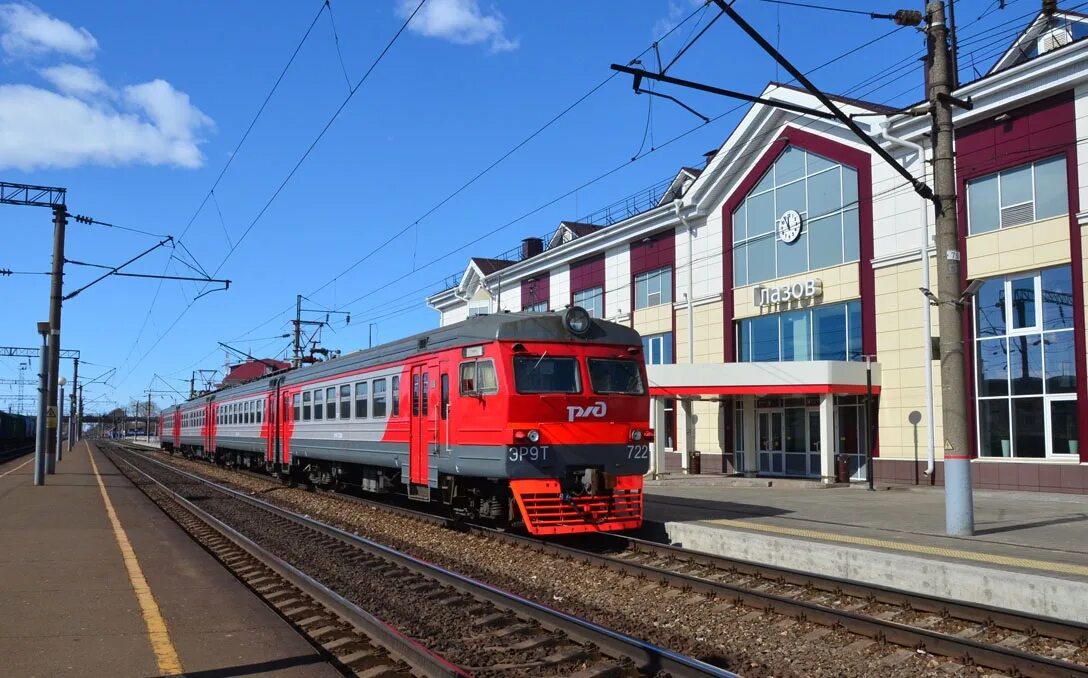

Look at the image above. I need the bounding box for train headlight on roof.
[563,306,592,336]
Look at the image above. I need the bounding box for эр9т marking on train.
[159,307,653,535]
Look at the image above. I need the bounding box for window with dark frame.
[314,389,324,420]
[441,373,449,419]
[373,378,387,418]
[412,374,420,416]
[391,376,400,416]
[355,381,368,419]
[339,384,351,419]
[302,392,311,420]
[293,394,301,421]
[326,387,336,419]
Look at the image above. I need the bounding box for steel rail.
[117,445,739,678]
[113,451,468,678]
[119,443,1088,677]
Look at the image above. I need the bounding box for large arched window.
[732,146,859,286]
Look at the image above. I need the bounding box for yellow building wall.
[674,300,725,364]
[873,256,944,462]
[876,217,1078,463]
[733,263,860,319]
[632,304,672,336]
[965,216,1070,277]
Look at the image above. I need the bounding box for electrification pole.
[33,322,49,485]
[69,357,78,448]
[927,0,974,536]
[292,294,303,368]
[44,206,67,474]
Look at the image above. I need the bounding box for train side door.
[265,389,276,464]
[436,359,450,457]
[408,364,434,489]
[280,391,292,467]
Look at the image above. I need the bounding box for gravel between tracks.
[138,450,996,677]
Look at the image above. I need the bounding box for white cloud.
[0,82,213,171]
[0,3,97,59]
[653,0,703,40]
[39,63,107,97]
[397,0,518,53]
[0,4,213,171]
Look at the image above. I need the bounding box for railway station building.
[428,9,1088,493]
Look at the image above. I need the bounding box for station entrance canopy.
[646,360,881,397]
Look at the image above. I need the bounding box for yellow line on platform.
[707,518,1088,577]
[89,446,183,676]
[0,458,32,479]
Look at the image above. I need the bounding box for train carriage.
[162,307,651,535]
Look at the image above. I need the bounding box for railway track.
[115,441,1088,678]
[0,442,35,466]
[104,442,737,678]
[347,492,1088,677]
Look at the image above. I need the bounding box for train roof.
[170,310,641,407]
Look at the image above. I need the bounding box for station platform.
[0,440,339,677]
[642,479,1088,623]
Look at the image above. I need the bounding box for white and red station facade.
[429,11,1088,493]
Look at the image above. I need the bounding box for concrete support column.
[649,396,668,478]
[680,399,694,473]
[819,393,836,483]
[743,395,757,476]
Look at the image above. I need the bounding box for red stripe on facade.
[721,126,877,364]
[568,254,605,307]
[521,275,550,308]
[954,91,1085,462]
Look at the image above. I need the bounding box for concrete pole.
[44,206,67,475]
[33,323,49,486]
[69,357,78,447]
[927,1,974,535]
[56,382,65,463]
[77,385,84,443]
[146,392,152,443]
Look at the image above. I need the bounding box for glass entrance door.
[757,409,784,474]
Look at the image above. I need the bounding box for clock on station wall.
[777,209,802,243]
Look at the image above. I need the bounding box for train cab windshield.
[513,356,580,393]
[587,359,645,395]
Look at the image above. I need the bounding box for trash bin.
[835,454,850,483]
[689,450,701,475]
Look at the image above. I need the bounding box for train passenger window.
[257,400,263,423]
[459,360,498,396]
[513,356,580,394]
[441,374,449,420]
[391,376,400,417]
[339,385,351,419]
[421,374,429,414]
[292,394,301,421]
[355,382,368,418]
[326,387,336,419]
[314,390,324,420]
[412,374,420,416]
[372,379,387,418]
[588,359,646,395]
[302,392,312,420]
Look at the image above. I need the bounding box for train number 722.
[627,444,649,459]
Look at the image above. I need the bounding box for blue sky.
[0,0,1044,412]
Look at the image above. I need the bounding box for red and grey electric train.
[160,307,652,535]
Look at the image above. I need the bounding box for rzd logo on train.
[567,401,607,422]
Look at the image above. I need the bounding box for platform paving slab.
[644,483,1088,623]
[0,441,340,677]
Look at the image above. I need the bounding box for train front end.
[503,307,652,536]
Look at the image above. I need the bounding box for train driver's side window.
[459,359,498,396]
